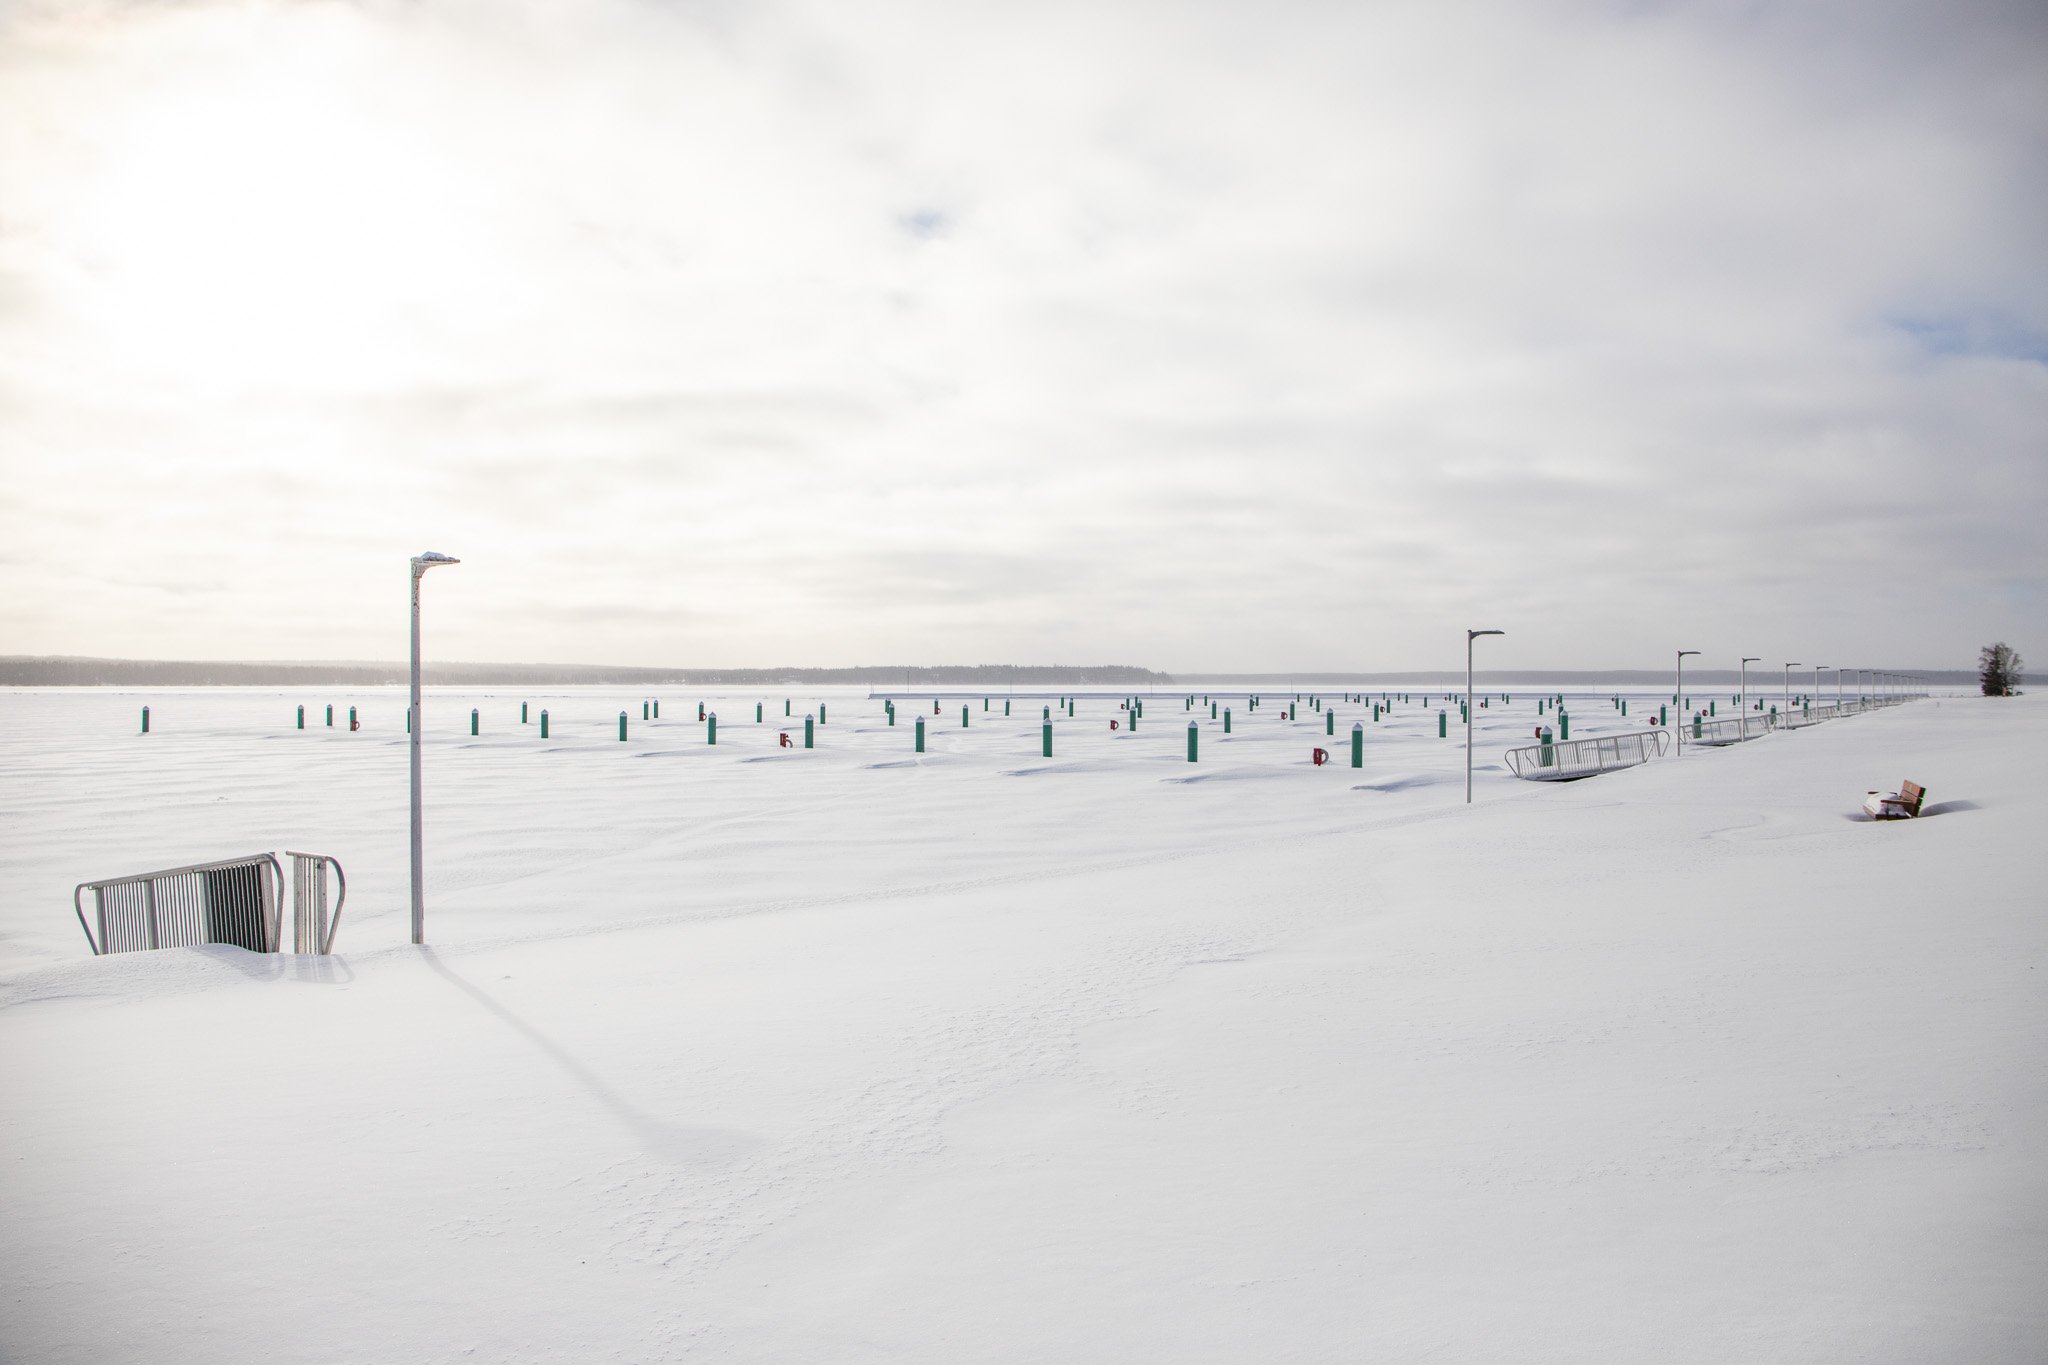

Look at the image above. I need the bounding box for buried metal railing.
[75,853,283,956]
[74,851,348,957]
[1504,728,1670,780]
[287,851,347,955]
[1686,713,1778,746]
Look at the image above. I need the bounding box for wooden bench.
[1862,780,1926,821]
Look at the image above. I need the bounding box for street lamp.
[410,551,460,946]
[1740,657,1759,737]
[1676,650,1699,753]
[1813,664,1825,714]
[1784,662,1799,718]
[1467,629,1504,803]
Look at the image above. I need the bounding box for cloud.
[0,0,2042,669]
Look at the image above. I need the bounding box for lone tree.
[1979,642,2025,696]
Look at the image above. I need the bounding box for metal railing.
[1686,713,1777,746]
[1504,728,1670,780]
[75,853,283,956]
[287,851,348,954]
[74,851,348,957]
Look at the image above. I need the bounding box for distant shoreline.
[0,656,1977,688]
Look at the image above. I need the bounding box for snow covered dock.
[0,686,2041,1362]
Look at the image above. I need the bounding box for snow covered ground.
[0,684,2041,1362]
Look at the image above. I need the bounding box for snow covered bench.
[1861,781,1926,821]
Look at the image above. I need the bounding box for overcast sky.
[1,0,2042,672]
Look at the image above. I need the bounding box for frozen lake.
[0,684,2040,1361]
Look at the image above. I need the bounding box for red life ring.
[778,732,792,748]
[1312,747,1329,766]
[1109,719,1119,731]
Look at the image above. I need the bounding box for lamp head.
[1468,629,1505,640]
[1741,656,1760,664]
[412,551,461,575]
[1678,650,1700,658]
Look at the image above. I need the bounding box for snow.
[1,685,2042,1362]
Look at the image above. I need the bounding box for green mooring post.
[349,706,358,728]
[1694,713,1703,738]
[819,703,827,724]
[916,716,926,753]
[141,706,150,734]
[618,711,628,742]
[1187,721,1198,762]
[1351,721,1364,768]
[1224,707,1233,734]
[1659,704,1667,726]
[1621,699,1627,716]
[962,704,970,727]
[1130,709,1138,732]
[1210,701,1217,720]
[540,709,549,738]
[785,698,791,716]
[297,704,305,729]
[1067,699,1074,717]
[521,701,529,723]
[470,708,479,736]
[708,712,717,744]
[1560,710,1570,741]
[642,701,649,721]
[653,700,659,719]
[1043,704,1050,720]
[804,713,815,747]
[758,702,765,723]
[1004,699,1010,716]
[1042,720,1052,757]
[1373,703,1380,721]
[406,710,411,734]
[1438,710,1447,737]
[1710,700,1716,716]
[1539,727,1554,768]
[984,697,989,711]
[1326,708,1335,736]
[326,704,334,727]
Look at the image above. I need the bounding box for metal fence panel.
[288,851,347,954]
[75,854,282,956]
[1505,728,1670,780]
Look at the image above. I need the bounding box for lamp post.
[1676,650,1699,753]
[1783,662,1798,718]
[1813,664,1825,714]
[410,551,460,946]
[1467,629,1504,803]
[1740,657,1759,737]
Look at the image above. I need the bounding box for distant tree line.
[1979,643,2024,696]
[0,656,1172,688]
